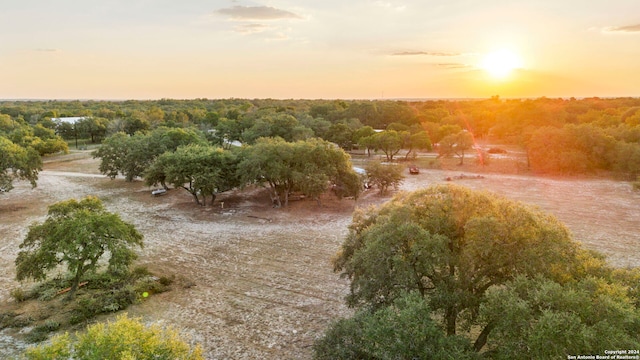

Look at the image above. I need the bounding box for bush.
[37,288,58,301]
[22,314,204,360]
[10,287,29,302]
[130,265,153,279]
[487,147,507,154]
[365,161,404,195]
[25,320,60,343]
[134,277,169,296]
[0,311,18,330]
[159,275,174,287]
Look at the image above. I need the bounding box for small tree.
[15,197,143,299]
[371,130,403,161]
[365,161,404,195]
[22,313,203,360]
[402,130,432,160]
[438,130,474,165]
[0,136,41,192]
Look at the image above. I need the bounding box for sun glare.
[481,49,522,79]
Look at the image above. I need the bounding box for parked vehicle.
[152,188,167,196]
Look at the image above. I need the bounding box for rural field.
[1,151,639,359]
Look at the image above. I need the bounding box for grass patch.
[1,266,179,344]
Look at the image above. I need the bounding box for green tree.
[364,161,404,195]
[122,113,150,135]
[326,123,355,150]
[146,144,238,206]
[333,184,592,350]
[357,135,376,157]
[76,117,109,143]
[403,130,431,160]
[7,124,68,156]
[15,197,143,299]
[351,125,376,145]
[240,113,310,143]
[482,275,640,359]
[238,137,359,207]
[93,128,206,181]
[313,293,478,360]
[0,136,42,192]
[438,130,474,165]
[22,313,203,360]
[371,130,403,161]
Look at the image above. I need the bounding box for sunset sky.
[1,0,639,100]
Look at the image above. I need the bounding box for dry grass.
[1,151,638,358]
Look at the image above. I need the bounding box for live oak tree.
[145,144,239,206]
[364,161,404,195]
[93,127,207,181]
[238,137,360,207]
[438,130,475,165]
[0,136,42,192]
[371,130,403,161]
[332,184,596,352]
[315,274,640,359]
[313,293,478,360]
[15,197,143,299]
[402,130,431,160]
[481,275,640,359]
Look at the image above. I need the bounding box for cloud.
[374,1,406,11]
[214,6,302,21]
[603,24,640,33]
[392,51,461,57]
[436,63,470,69]
[234,23,271,34]
[35,48,60,53]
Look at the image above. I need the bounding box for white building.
[51,116,87,124]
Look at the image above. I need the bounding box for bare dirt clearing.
[1,151,639,358]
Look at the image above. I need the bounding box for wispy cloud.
[214,6,302,21]
[392,51,461,57]
[374,1,406,11]
[436,63,470,69]
[234,23,271,34]
[603,24,640,33]
[35,48,60,53]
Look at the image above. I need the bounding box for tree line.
[3,96,640,193]
[93,127,362,207]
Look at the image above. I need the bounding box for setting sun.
[481,49,523,79]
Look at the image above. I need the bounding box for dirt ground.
[1,151,639,358]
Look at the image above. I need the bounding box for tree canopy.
[16,196,143,298]
[93,127,207,181]
[325,184,640,356]
[238,137,360,207]
[145,144,239,206]
[0,136,42,192]
[364,161,404,195]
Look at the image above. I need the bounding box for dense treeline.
[2,97,640,192]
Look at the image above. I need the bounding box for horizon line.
[2,95,639,102]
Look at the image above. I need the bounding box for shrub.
[22,314,204,360]
[10,287,28,302]
[487,147,507,154]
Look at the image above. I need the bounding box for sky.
[1,0,639,100]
